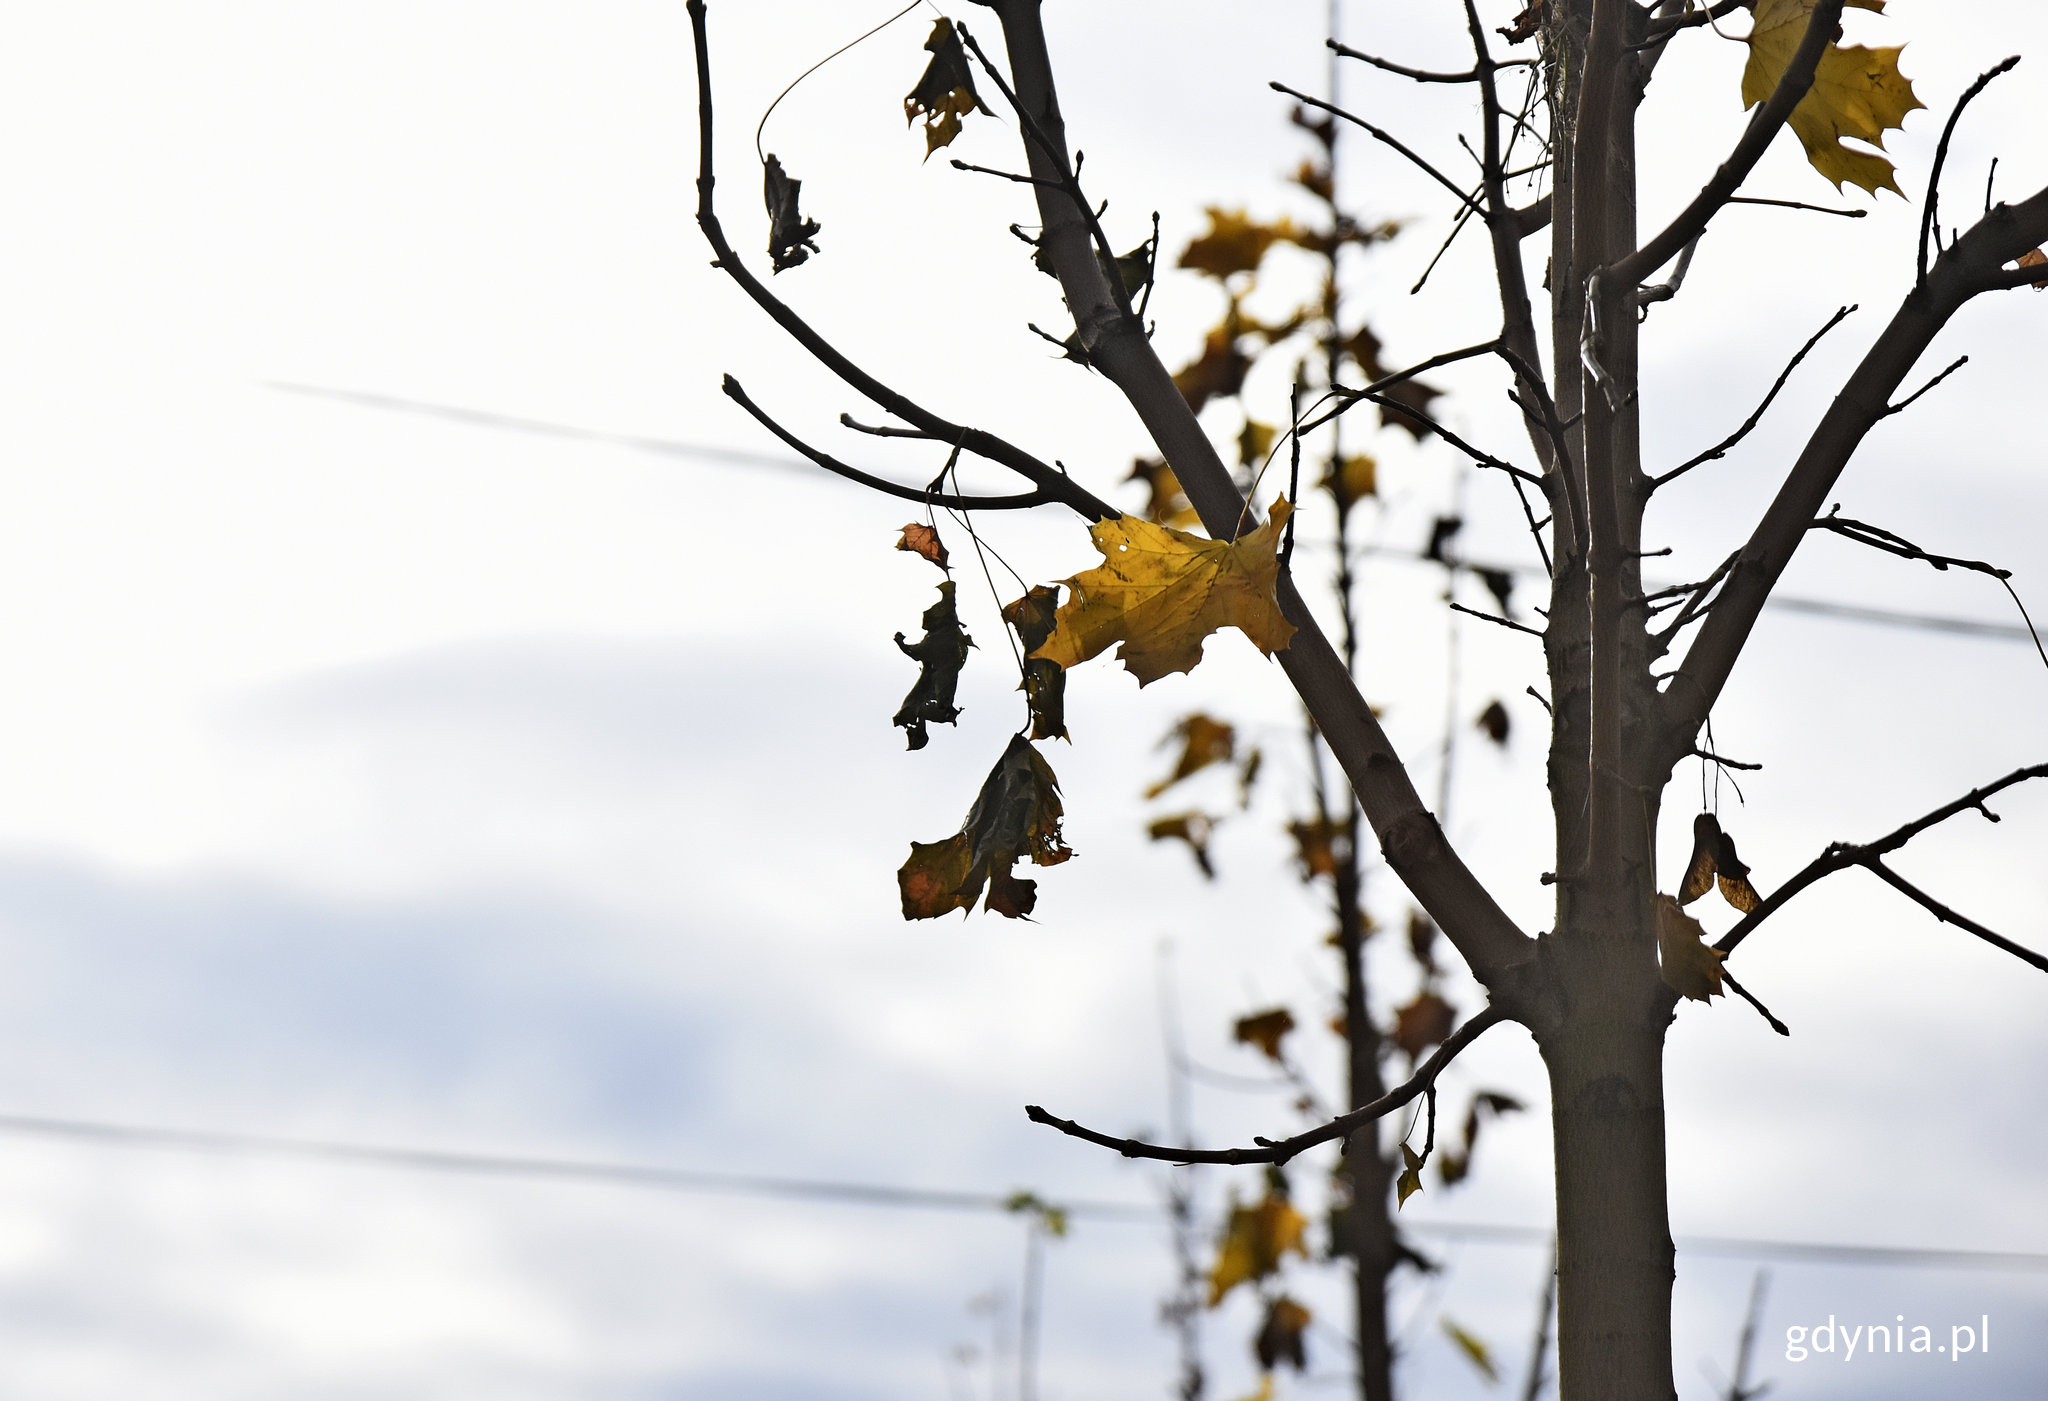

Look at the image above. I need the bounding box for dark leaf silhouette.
[1148,713,1237,798]
[1149,811,1217,878]
[763,154,821,273]
[1476,699,1511,746]
[1392,991,1456,1061]
[1256,1296,1312,1371]
[1233,1006,1296,1061]
[893,581,973,750]
[1003,586,1068,741]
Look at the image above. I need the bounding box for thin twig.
[1692,746,1761,772]
[841,414,936,439]
[1719,969,1790,1036]
[1726,195,1866,219]
[1651,306,1855,491]
[1450,601,1545,638]
[1879,354,1968,417]
[1024,1007,1510,1166]
[1271,83,1487,219]
[949,158,1061,189]
[1920,58,2022,285]
[1715,763,2048,961]
[724,378,1048,510]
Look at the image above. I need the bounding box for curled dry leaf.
[1318,452,1378,512]
[1256,1296,1313,1372]
[1172,322,1254,413]
[2016,248,2048,291]
[1655,894,1727,1003]
[1030,499,1297,686]
[1233,1006,1296,1062]
[904,18,991,159]
[1392,990,1457,1061]
[1147,713,1237,798]
[762,154,822,273]
[1207,1186,1308,1305]
[1407,910,1439,974]
[898,735,1072,920]
[895,522,949,571]
[1742,0,1922,196]
[1148,811,1217,878]
[1002,586,1068,742]
[892,580,972,750]
[1342,324,1443,439]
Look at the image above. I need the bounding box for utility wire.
[2,1109,2045,1272]
[268,382,2039,646]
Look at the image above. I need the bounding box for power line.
[267,382,2037,646]
[2,1109,2044,1272]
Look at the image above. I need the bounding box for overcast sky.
[0,3,2043,1399]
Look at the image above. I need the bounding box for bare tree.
[686,2,2048,1398]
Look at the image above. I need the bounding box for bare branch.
[1660,179,2048,760]
[1719,970,1790,1037]
[1808,510,2009,579]
[1024,1006,1510,1166]
[1649,305,1855,491]
[725,379,1051,510]
[1863,859,2048,974]
[1613,0,1848,289]
[685,3,1113,522]
[1270,83,1487,219]
[1715,763,2048,960]
[1879,354,1968,417]
[1327,39,1483,84]
[841,414,936,440]
[1691,746,1761,772]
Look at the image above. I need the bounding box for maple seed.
[897,735,1073,921]
[895,522,948,571]
[1741,0,1923,197]
[904,18,991,160]
[1031,499,1298,686]
[1678,811,1764,911]
[762,154,821,273]
[892,580,972,751]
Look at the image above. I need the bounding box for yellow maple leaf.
[1742,0,1923,196]
[1655,894,1727,1003]
[1208,1190,1309,1306]
[1032,500,1297,686]
[1178,207,1304,280]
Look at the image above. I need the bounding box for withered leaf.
[896,522,949,570]
[1442,1090,1523,1186]
[1477,568,1515,616]
[898,734,1073,920]
[1441,1319,1500,1383]
[1147,713,1237,798]
[1318,453,1378,512]
[1742,0,1922,196]
[904,18,991,159]
[1002,586,1068,741]
[1172,323,1253,413]
[1396,1142,1426,1207]
[1655,893,1726,1003]
[1256,1296,1313,1372]
[1342,324,1442,438]
[1237,746,1264,807]
[1393,990,1456,1061]
[1287,815,1343,881]
[1207,1185,1308,1305]
[2018,248,2048,290]
[1475,699,1511,746]
[1407,911,1439,974]
[1030,499,1297,686]
[1124,457,1201,530]
[1238,419,1279,470]
[1233,1006,1296,1062]
[893,580,973,750]
[1178,207,1303,281]
[1149,811,1217,878]
[762,154,822,273]
[1499,0,1544,43]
